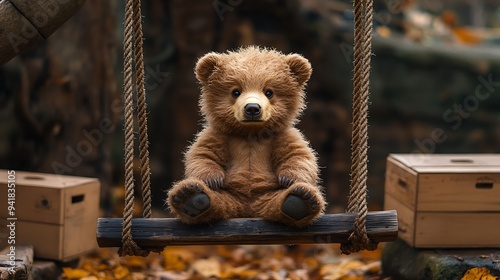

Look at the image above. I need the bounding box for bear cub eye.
[231,89,241,99]
[264,89,273,99]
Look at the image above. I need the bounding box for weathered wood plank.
[0,246,33,280]
[96,211,398,249]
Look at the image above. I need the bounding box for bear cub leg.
[167,179,215,223]
[169,182,210,218]
[168,178,244,224]
[281,186,320,220]
[280,183,325,227]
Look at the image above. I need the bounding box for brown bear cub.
[167,46,326,227]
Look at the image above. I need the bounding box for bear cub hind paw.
[171,183,210,217]
[281,186,320,221]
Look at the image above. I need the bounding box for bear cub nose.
[244,103,261,117]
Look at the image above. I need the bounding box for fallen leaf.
[151,270,191,280]
[96,264,109,271]
[113,265,130,279]
[288,268,310,280]
[216,245,236,259]
[320,260,365,280]
[80,277,98,280]
[123,256,148,269]
[221,264,260,279]
[163,247,193,271]
[376,26,391,38]
[461,267,497,280]
[79,262,96,273]
[192,258,221,278]
[362,261,381,275]
[260,257,283,271]
[358,247,382,262]
[303,257,320,270]
[130,272,147,280]
[62,268,90,279]
[236,269,261,278]
[228,247,252,265]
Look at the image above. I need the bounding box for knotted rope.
[340,0,378,254]
[119,0,151,257]
[132,0,152,220]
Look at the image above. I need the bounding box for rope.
[119,0,150,257]
[132,0,152,219]
[340,0,378,254]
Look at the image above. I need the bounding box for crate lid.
[389,154,500,173]
[0,170,98,189]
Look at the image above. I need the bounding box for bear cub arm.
[183,127,228,189]
[273,127,319,188]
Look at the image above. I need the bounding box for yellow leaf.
[130,272,147,280]
[80,277,99,280]
[95,264,109,271]
[358,247,382,262]
[461,267,498,280]
[320,264,338,276]
[80,262,96,272]
[288,269,310,280]
[376,26,391,38]
[113,265,130,279]
[339,276,364,280]
[238,269,260,278]
[362,261,381,274]
[215,245,235,259]
[320,260,365,280]
[192,258,221,278]
[303,257,319,270]
[124,256,147,269]
[163,248,193,271]
[221,264,259,279]
[63,268,90,279]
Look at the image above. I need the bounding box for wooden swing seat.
[96,210,397,249]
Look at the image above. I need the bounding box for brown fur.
[167,46,326,227]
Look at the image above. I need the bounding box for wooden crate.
[384,154,500,248]
[0,170,100,261]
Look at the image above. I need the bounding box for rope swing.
[105,0,394,256]
[340,0,377,254]
[119,0,151,257]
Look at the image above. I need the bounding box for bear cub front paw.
[170,183,210,217]
[281,185,320,221]
[278,175,295,188]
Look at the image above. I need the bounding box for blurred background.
[1,0,500,215]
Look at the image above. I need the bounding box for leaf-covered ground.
[62,244,500,280]
[63,244,387,280]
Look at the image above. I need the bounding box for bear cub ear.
[195,53,221,85]
[285,54,312,87]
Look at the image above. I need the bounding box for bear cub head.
[195,46,312,135]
